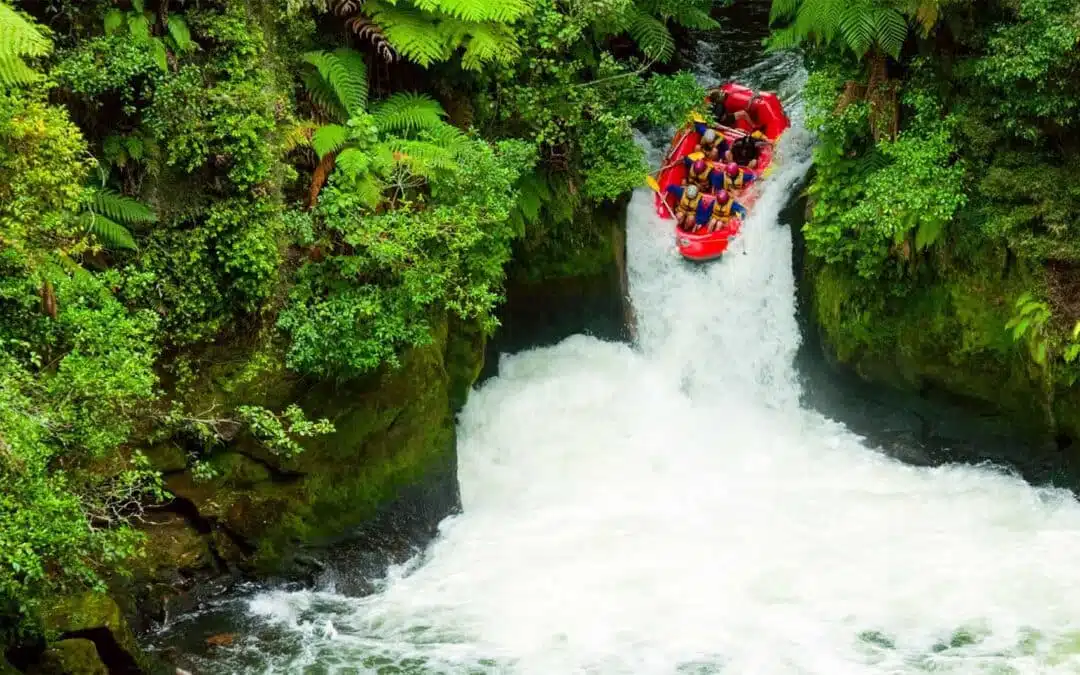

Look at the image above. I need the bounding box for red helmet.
[693,159,707,173]
[726,162,740,177]
[716,189,730,204]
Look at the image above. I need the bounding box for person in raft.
[683,156,720,191]
[693,126,730,160]
[707,189,747,233]
[731,133,762,168]
[723,162,756,193]
[665,184,711,232]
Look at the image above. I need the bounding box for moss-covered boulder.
[39,593,148,674]
[31,640,108,675]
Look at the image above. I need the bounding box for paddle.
[645,176,678,220]
[648,159,681,177]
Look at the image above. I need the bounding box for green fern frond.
[770,0,800,23]
[301,70,348,121]
[420,123,473,160]
[456,20,520,70]
[335,147,372,179]
[371,93,447,134]
[838,4,874,55]
[665,5,718,30]
[167,15,195,52]
[367,1,453,67]
[411,0,533,23]
[0,57,39,85]
[302,48,369,119]
[795,0,844,44]
[627,10,674,62]
[83,213,138,250]
[0,3,51,86]
[90,189,157,225]
[369,142,396,176]
[283,121,317,152]
[765,24,801,50]
[511,170,549,227]
[354,174,385,209]
[872,8,907,58]
[312,123,348,159]
[384,138,458,176]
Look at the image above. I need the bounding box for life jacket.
[678,192,701,214]
[712,199,734,219]
[724,170,745,190]
[688,163,712,186]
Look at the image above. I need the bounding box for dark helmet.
[726,162,740,177]
[693,159,707,173]
[716,189,730,204]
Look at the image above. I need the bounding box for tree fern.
[335,147,373,180]
[370,93,446,134]
[665,5,718,30]
[455,21,520,70]
[312,123,348,159]
[771,0,911,58]
[640,0,719,30]
[283,122,318,153]
[627,10,674,62]
[302,49,369,119]
[871,8,908,58]
[0,2,51,86]
[353,174,386,208]
[794,0,844,45]
[82,213,138,250]
[302,71,348,121]
[347,16,398,62]
[90,189,157,225]
[384,138,459,176]
[411,0,532,23]
[367,2,452,67]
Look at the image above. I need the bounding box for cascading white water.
[189,54,1080,674]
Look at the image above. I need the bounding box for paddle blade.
[690,111,706,124]
[687,152,705,161]
[645,175,661,192]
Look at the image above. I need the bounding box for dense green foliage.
[0,0,717,638]
[780,0,1080,414]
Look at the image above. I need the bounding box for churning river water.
[154,28,1080,675]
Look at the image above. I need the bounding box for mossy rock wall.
[491,196,633,361]
[802,251,1078,439]
[108,313,484,640]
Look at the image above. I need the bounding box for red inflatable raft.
[654,83,790,262]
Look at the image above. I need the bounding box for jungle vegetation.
[0,0,712,636]
[771,0,1080,398]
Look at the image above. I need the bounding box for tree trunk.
[307,152,337,209]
